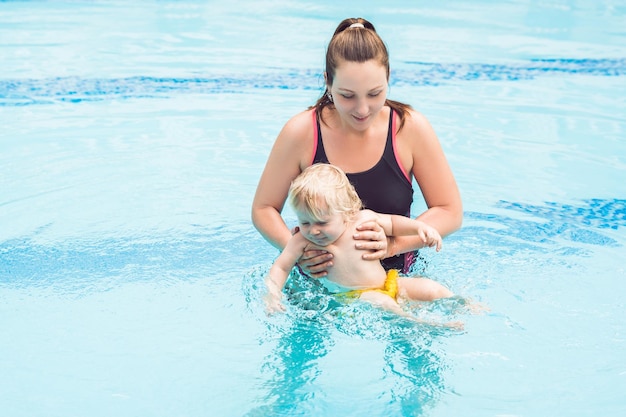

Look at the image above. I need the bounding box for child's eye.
[369,91,381,97]
[300,222,310,226]
[340,94,354,99]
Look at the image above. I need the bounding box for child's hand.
[417,222,443,251]
[264,291,286,315]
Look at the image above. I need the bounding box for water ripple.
[1,58,624,106]
[461,198,625,253]
[496,198,626,231]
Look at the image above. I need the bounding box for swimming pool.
[1,1,625,416]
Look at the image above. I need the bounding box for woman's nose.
[356,98,368,115]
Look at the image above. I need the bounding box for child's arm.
[368,211,443,252]
[264,232,308,314]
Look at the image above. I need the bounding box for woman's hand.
[292,226,333,278]
[354,220,389,261]
[297,249,334,278]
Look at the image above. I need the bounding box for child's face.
[295,209,346,247]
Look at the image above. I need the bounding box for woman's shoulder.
[395,107,438,145]
[399,107,432,132]
[274,109,316,159]
[281,109,315,136]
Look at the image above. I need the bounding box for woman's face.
[328,59,388,131]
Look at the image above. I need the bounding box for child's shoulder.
[351,209,391,233]
[353,209,380,222]
[352,209,379,226]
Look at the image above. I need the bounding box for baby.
[264,164,454,318]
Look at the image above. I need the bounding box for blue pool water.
[1,1,625,416]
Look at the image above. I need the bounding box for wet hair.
[310,17,412,130]
[288,164,362,222]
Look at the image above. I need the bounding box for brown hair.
[309,17,412,130]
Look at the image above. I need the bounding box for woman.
[252,17,462,277]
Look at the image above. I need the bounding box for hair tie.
[349,23,365,29]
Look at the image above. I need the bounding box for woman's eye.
[340,93,380,99]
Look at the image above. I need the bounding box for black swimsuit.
[311,109,415,272]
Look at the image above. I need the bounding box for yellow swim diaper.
[336,269,399,300]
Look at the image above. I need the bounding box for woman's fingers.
[355,220,380,232]
[360,247,386,260]
[354,220,387,260]
[298,250,333,278]
[305,257,333,277]
[355,236,388,260]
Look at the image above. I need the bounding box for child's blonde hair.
[289,164,362,222]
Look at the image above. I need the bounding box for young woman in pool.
[252,17,462,277]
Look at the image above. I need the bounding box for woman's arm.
[251,111,312,250]
[355,110,461,260]
[251,110,334,276]
[390,110,463,256]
